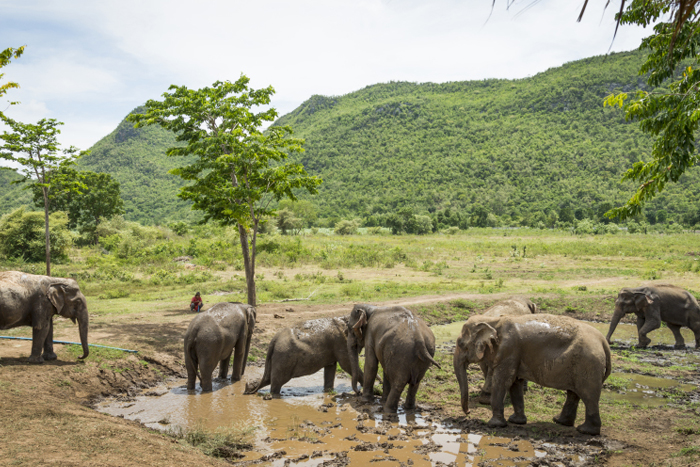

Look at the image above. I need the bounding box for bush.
[573,219,596,235]
[334,220,359,235]
[0,207,72,262]
[169,221,189,235]
[414,215,433,235]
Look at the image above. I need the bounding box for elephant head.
[47,280,89,359]
[453,320,499,415]
[606,288,655,344]
[241,305,256,376]
[347,304,374,393]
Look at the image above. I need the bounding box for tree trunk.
[238,224,256,306]
[42,187,51,277]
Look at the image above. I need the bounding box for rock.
[286,307,294,312]
[274,314,285,319]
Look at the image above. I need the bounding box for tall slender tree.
[128,76,321,305]
[0,117,85,275]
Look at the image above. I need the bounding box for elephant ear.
[352,308,367,340]
[472,322,498,361]
[633,289,654,309]
[47,285,66,315]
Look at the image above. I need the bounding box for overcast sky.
[0,0,654,152]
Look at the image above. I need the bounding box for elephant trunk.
[453,344,470,415]
[77,306,89,359]
[606,306,624,344]
[347,335,362,394]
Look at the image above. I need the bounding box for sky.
[0,0,655,153]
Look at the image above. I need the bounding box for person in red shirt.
[190,292,203,313]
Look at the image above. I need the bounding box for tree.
[0,117,85,275]
[601,1,700,219]
[128,77,321,306]
[0,207,71,263]
[276,208,303,235]
[0,46,24,118]
[32,168,124,244]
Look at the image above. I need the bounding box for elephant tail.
[243,335,275,395]
[417,343,441,370]
[602,338,612,383]
[186,338,201,382]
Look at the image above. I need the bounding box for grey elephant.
[476,296,538,403]
[347,304,440,413]
[454,314,611,435]
[244,316,363,396]
[607,285,700,349]
[0,271,89,363]
[184,302,256,392]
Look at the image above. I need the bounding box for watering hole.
[98,367,600,466]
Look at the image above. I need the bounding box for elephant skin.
[347,304,440,413]
[243,316,362,396]
[476,296,538,403]
[184,302,256,392]
[607,285,700,349]
[454,314,611,435]
[0,271,89,363]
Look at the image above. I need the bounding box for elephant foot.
[487,416,508,428]
[42,352,58,361]
[403,401,416,411]
[27,355,44,364]
[508,413,527,425]
[674,343,686,350]
[576,421,601,436]
[230,376,241,383]
[478,393,492,405]
[553,414,575,427]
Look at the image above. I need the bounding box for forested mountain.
[2,50,699,227]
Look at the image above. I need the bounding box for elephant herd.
[2,271,700,438]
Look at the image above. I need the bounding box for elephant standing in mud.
[184,302,256,392]
[453,314,611,435]
[347,304,440,413]
[0,271,89,363]
[607,285,700,349]
[475,296,538,403]
[244,316,363,396]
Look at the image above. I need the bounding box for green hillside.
[2,50,699,227]
[277,50,699,227]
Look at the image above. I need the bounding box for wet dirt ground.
[97,367,607,466]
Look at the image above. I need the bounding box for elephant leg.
[219,353,231,380]
[380,372,390,404]
[362,348,380,402]
[576,392,602,435]
[199,359,217,392]
[29,325,50,363]
[667,324,686,349]
[553,390,580,426]
[323,364,337,392]
[637,316,660,348]
[404,382,420,410]
[231,336,247,382]
[507,379,527,425]
[487,369,514,428]
[42,319,57,361]
[383,381,404,414]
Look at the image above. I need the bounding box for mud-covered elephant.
[0,271,89,363]
[184,302,256,392]
[475,296,538,403]
[244,316,363,396]
[606,285,700,349]
[454,314,611,435]
[347,304,440,413]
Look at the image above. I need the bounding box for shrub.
[334,219,359,235]
[414,215,433,235]
[169,221,189,235]
[0,207,72,262]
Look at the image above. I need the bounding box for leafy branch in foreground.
[128,76,321,305]
[0,45,25,116]
[604,1,700,220]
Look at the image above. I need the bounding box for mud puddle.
[603,372,697,407]
[97,367,600,466]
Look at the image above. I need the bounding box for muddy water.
[603,373,697,407]
[433,319,696,348]
[98,367,582,466]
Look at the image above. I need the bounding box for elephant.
[347,304,441,413]
[454,314,611,435]
[184,302,256,392]
[0,271,89,363]
[475,296,538,403]
[243,316,363,396]
[606,285,700,349]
